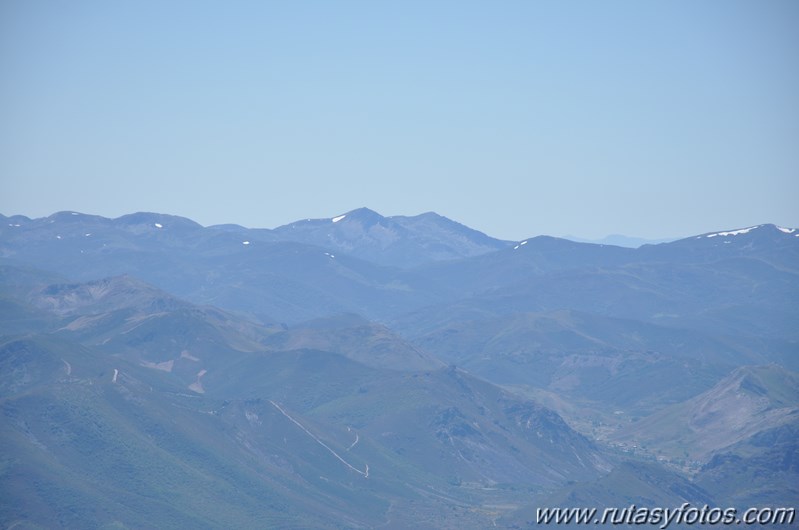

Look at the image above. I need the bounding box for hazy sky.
[1,1,797,240]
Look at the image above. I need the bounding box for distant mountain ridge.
[2,210,798,527]
[563,234,677,248]
[1,212,797,331]
[1,208,510,268]
[267,207,512,267]
[3,210,795,266]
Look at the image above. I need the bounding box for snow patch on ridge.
[706,226,760,238]
[332,214,346,223]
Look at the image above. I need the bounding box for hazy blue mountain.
[563,234,677,248]
[0,212,448,323]
[2,212,796,332]
[397,226,799,341]
[408,310,787,419]
[0,277,612,528]
[695,421,799,509]
[268,207,511,267]
[611,365,799,465]
[1,211,797,528]
[262,313,443,371]
[0,335,383,529]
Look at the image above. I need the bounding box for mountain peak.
[726,365,799,407]
[694,223,798,240]
[114,212,203,230]
[332,207,386,226]
[46,211,106,223]
[344,206,382,217]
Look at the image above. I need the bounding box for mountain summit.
[268,207,511,267]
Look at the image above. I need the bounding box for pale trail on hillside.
[269,400,369,478]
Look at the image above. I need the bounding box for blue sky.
[1,0,797,240]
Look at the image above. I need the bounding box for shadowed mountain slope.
[0,274,613,528]
[262,313,442,371]
[611,365,799,463]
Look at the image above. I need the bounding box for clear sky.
[1,1,797,240]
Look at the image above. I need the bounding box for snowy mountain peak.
[703,225,762,238]
[699,224,798,239]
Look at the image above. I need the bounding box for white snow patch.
[71,212,79,215]
[84,233,91,237]
[513,245,519,250]
[245,410,261,426]
[706,226,759,238]
[112,369,118,383]
[180,350,200,362]
[154,223,163,228]
[189,369,207,394]
[56,235,62,239]
[332,214,347,223]
[520,240,528,245]
[777,226,796,234]
[140,359,174,372]
[324,252,335,258]
[242,241,250,245]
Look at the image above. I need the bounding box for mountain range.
[1,208,797,528]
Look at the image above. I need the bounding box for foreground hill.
[611,365,799,464]
[696,422,799,509]
[0,273,611,528]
